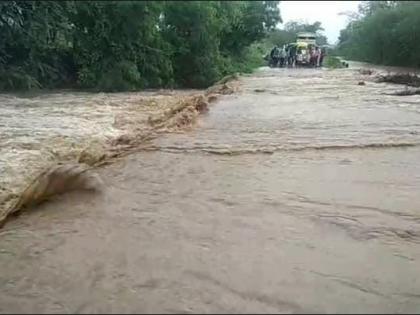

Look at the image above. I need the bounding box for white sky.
[279,1,360,44]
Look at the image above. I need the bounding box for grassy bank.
[324,56,347,69]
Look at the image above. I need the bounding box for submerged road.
[1,66,420,313]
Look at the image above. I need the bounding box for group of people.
[269,45,288,67]
[269,44,326,68]
[307,45,324,67]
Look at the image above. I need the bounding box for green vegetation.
[0,1,281,91]
[323,56,346,69]
[337,1,420,68]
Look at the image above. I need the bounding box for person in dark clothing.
[287,44,297,68]
[319,47,326,67]
[270,45,280,67]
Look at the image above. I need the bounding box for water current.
[1,64,420,313]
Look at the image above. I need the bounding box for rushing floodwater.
[1,65,420,313]
[0,89,200,214]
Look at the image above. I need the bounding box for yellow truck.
[295,32,317,66]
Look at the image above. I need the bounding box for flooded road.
[1,66,420,313]
[0,89,207,217]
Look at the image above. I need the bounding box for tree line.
[260,20,328,53]
[0,1,280,91]
[337,1,420,68]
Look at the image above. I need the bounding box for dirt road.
[1,66,420,313]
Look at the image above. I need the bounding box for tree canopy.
[337,1,420,67]
[0,1,281,91]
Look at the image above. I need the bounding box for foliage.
[324,56,346,69]
[284,20,324,33]
[0,1,76,89]
[0,0,281,91]
[337,1,420,67]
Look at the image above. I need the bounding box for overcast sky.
[279,1,361,44]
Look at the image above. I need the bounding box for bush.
[324,56,346,69]
[0,67,41,91]
[97,61,142,92]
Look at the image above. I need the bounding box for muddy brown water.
[1,65,420,313]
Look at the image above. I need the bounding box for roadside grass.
[324,56,347,69]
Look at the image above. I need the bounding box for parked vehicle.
[296,32,317,46]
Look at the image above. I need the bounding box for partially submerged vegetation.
[324,56,347,69]
[377,73,420,96]
[0,1,280,92]
[390,89,420,96]
[375,73,420,87]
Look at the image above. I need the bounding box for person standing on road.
[288,44,297,68]
[316,47,322,67]
[312,47,320,67]
[270,45,280,67]
[279,45,287,67]
[319,47,326,67]
[309,46,315,67]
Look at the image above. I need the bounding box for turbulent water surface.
[0,89,204,216]
[1,65,420,313]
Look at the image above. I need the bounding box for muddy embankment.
[0,76,238,227]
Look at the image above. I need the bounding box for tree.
[218,1,280,53]
[284,20,324,34]
[0,1,75,89]
[337,1,420,67]
[357,1,398,16]
[0,0,282,91]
